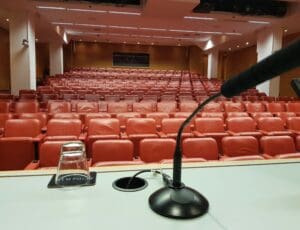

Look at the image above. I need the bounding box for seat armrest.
[157,132,168,138]
[193,131,204,137]
[120,132,128,139]
[32,134,45,142]
[87,158,92,167]
[227,131,236,135]
[79,132,87,141]
[262,154,273,159]
[24,160,40,170]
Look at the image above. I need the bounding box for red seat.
[226,117,262,138]
[18,113,48,131]
[202,102,223,112]
[48,101,71,113]
[250,112,273,121]
[15,101,39,113]
[226,112,249,118]
[200,112,224,121]
[45,119,84,141]
[157,101,177,113]
[87,118,121,157]
[161,118,193,139]
[182,138,219,160]
[0,101,11,113]
[126,118,160,157]
[245,102,266,113]
[257,117,293,136]
[116,112,141,131]
[266,102,286,114]
[76,102,99,113]
[179,101,198,112]
[286,102,300,115]
[107,102,130,114]
[92,140,139,166]
[132,102,156,114]
[286,117,300,135]
[146,112,169,131]
[0,137,35,170]
[224,102,245,112]
[260,136,300,159]
[139,138,176,163]
[0,113,13,135]
[4,119,41,138]
[221,136,264,161]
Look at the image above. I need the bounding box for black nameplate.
[47,172,97,188]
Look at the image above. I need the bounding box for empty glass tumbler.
[55,141,90,187]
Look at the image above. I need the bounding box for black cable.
[126,169,172,189]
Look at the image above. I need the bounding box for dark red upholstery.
[226,117,262,138]
[161,118,193,138]
[45,119,82,141]
[183,138,218,160]
[15,101,39,113]
[5,119,41,138]
[257,117,292,136]
[139,138,176,163]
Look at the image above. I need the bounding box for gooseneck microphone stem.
[172,92,222,188]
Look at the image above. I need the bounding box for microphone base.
[149,185,209,219]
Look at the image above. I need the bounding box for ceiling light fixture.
[224,32,242,36]
[75,23,107,28]
[183,16,215,20]
[52,22,74,25]
[5,18,9,22]
[245,42,249,45]
[169,29,196,33]
[140,27,167,31]
[108,11,141,16]
[236,45,240,48]
[248,20,270,24]
[68,8,107,13]
[109,25,138,30]
[36,6,66,10]
[228,48,232,51]
[284,29,288,33]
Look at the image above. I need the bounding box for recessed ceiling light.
[94,40,97,42]
[37,6,66,10]
[178,44,181,46]
[52,22,74,25]
[245,42,249,45]
[228,48,232,51]
[151,42,154,45]
[5,18,9,22]
[109,25,138,30]
[248,20,270,24]
[108,11,141,16]
[137,42,140,44]
[183,16,215,21]
[68,8,106,13]
[79,39,82,42]
[35,38,38,42]
[123,41,126,44]
[236,45,240,48]
[140,27,167,31]
[284,29,288,33]
[225,32,242,36]
[75,23,107,28]
[169,29,196,33]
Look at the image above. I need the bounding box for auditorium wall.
[63,41,193,71]
[188,46,207,76]
[220,45,257,81]
[0,28,10,91]
[280,32,300,97]
[36,43,49,84]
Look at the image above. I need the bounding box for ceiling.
[0,0,300,51]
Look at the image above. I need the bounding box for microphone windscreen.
[221,39,300,98]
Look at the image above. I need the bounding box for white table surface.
[1,162,300,230]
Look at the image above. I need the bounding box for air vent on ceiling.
[193,0,288,17]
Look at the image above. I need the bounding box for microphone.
[149,39,300,219]
[221,39,300,98]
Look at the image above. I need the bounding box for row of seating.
[1,100,300,114]
[1,135,300,171]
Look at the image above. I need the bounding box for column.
[207,49,219,79]
[256,27,283,96]
[49,42,64,76]
[9,11,36,95]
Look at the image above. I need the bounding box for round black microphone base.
[149,185,209,219]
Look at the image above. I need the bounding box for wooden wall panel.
[0,28,10,91]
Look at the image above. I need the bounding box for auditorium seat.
[0,113,13,135]
[76,102,99,113]
[92,140,141,166]
[179,101,198,112]
[146,112,169,131]
[4,119,41,138]
[116,112,141,131]
[18,113,48,132]
[107,102,130,114]
[52,113,80,120]
[15,101,39,113]
[45,119,84,141]
[98,101,108,112]
[245,102,266,113]
[161,118,193,139]
[224,102,245,112]
[275,112,296,125]
[125,118,160,156]
[157,101,177,114]
[265,102,286,114]
[84,94,101,101]
[260,136,300,159]
[226,112,249,118]
[257,117,293,136]
[202,102,223,112]
[226,117,262,138]
[221,136,264,161]
[250,112,273,121]
[139,138,176,163]
[48,101,71,113]
[286,117,300,135]
[87,118,121,156]
[200,112,225,121]
[286,102,300,115]
[132,102,156,114]
[84,113,111,129]
[0,137,35,170]
[0,101,11,113]
[182,138,219,161]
